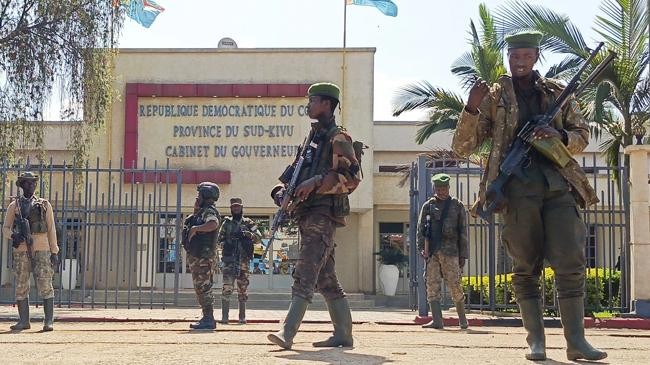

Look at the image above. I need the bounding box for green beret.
[431,173,450,187]
[505,30,543,49]
[308,82,340,101]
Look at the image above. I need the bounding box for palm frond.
[545,55,583,79]
[414,118,458,145]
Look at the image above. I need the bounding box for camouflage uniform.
[218,216,262,302]
[186,203,220,309]
[416,196,468,303]
[13,251,55,301]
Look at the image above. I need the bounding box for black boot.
[422,301,444,329]
[238,301,246,324]
[518,299,546,361]
[313,297,354,347]
[267,296,309,350]
[43,298,54,332]
[455,300,468,329]
[559,297,607,361]
[189,306,216,330]
[220,298,230,324]
[10,299,30,330]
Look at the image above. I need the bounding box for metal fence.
[408,154,630,316]
[0,158,187,308]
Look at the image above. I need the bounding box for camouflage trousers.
[222,259,250,302]
[187,253,216,308]
[13,251,54,301]
[292,213,345,302]
[425,253,464,303]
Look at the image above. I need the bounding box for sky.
[118,0,601,122]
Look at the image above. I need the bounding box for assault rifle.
[13,195,34,262]
[476,43,616,222]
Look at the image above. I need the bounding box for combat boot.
[10,299,30,330]
[313,297,354,347]
[559,297,607,361]
[422,301,444,329]
[43,298,54,332]
[455,300,468,329]
[189,306,216,330]
[238,301,246,324]
[220,298,230,324]
[267,296,309,350]
[518,298,546,361]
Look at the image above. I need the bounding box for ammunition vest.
[18,197,48,234]
[221,216,254,260]
[188,204,220,257]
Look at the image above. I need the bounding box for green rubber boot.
[10,299,30,331]
[455,300,468,329]
[559,297,607,361]
[422,301,444,329]
[43,298,54,332]
[267,296,309,350]
[518,299,546,361]
[313,297,354,347]
[220,298,230,324]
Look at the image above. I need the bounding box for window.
[585,225,597,268]
[158,214,182,273]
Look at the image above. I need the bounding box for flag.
[116,0,165,28]
[346,0,398,17]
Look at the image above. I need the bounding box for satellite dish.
[218,37,238,49]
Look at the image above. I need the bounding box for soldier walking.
[3,172,59,332]
[267,82,362,349]
[183,182,221,330]
[217,197,262,324]
[452,31,606,361]
[417,173,469,329]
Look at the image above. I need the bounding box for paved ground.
[0,306,648,364]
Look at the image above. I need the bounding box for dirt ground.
[1,322,648,364]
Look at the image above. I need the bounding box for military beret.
[16,171,39,187]
[230,197,243,206]
[431,173,450,187]
[308,82,341,101]
[505,30,543,49]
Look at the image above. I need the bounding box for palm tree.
[494,0,649,173]
[391,4,506,145]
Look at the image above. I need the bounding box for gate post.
[415,155,429,317]
[624,145,650,317]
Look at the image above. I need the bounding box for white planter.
[61,259,78,290]
[378,264,399,296]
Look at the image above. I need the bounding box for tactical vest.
[221,217,250,260]
[18,197,48,234]
[188,204,220,257]
[296,124,350,217]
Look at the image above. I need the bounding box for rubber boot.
[267,296,309,350]
[238,301,246,324]
[559,297,607,361]
[189,306,216,330]
[421,301,444,329]
[313,297,354,347]
[518,298,546,361]
[455,300,468,329]
[43,298,54,332]
[220,298,230,324]
[10,299,30,330]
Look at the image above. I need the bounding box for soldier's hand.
[188,226,198,242]
[11,233,24,248]
[50,253,60,270]
[459,257,466,269]
[466,78,490,114]
[295,177,319,202]
[272,187,286,207]
[532,125,561,140]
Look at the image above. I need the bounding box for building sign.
[137,97,311,171]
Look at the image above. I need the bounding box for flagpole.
[341,0,347,127]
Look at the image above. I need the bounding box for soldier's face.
[306,96,329,119]
[20,180,36,197]
[231,205,242,215]
[435,185,449,200]
[508,48,539,78]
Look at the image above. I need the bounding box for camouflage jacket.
[416,196,469,258]
[217,216,262,260]
[451,72,599,213]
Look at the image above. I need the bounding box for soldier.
[417,173,468,330]
[452,31,606,361]
[217,197,262,324]
[267,82,362,349]
[183,182,221,330]
[2,172,59,332]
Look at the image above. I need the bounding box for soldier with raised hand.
[267,82,362,350]
[2,172,59,332]
[217,197,262,325]
[184,182,221,330]
[417,173,468,330]
[452,30,606,361]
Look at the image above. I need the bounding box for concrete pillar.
[357,209,374,293]
[624,145,650,317]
